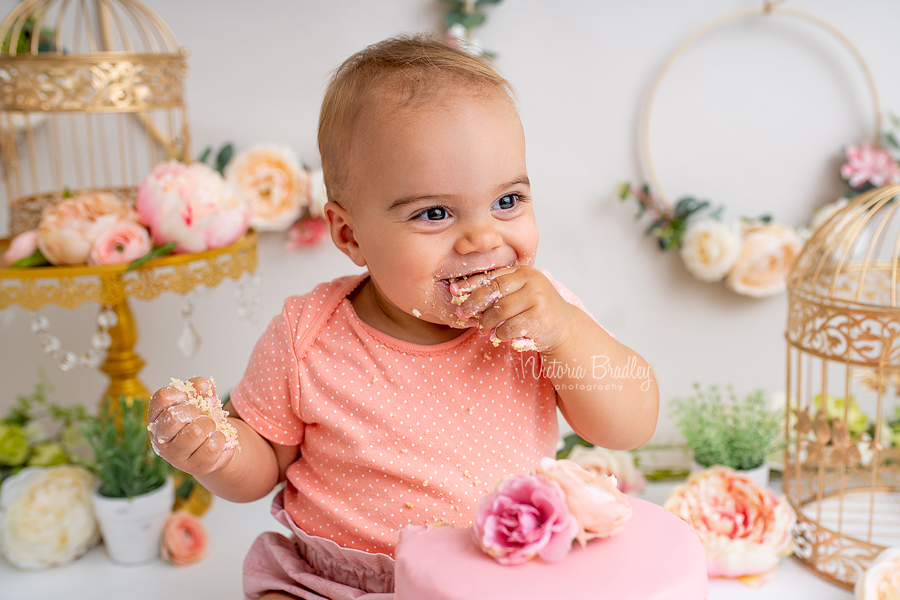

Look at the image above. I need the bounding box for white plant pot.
[689,461,770,489]
[91,477,174,565]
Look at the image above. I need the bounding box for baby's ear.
[324,201,366,267]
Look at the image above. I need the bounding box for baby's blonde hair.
[317,34,514,206]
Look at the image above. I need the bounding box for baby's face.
[341,87,538,329]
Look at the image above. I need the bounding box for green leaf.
[884,132,900,151]
[460,12,486,30]
[11,248,50,269]
[709,206,724,221]
[197,146,212,164]
[445,11,465,28]
[476,0,503,5]
[215,143,234,175]
[758,214,772,223]
[125,242,177,272]
[438,0,464,6]
[617,182,632,200]
[556,433,592,459]
[62,187,72,198]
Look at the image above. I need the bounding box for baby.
[148,35,658,600]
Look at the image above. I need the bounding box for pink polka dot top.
[230,272,591,557]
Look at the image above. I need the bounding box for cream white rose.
[307,168,328,219]
[855,547,900,600]
[725,223,802,298]
[225,144,309,232]
[568,445,646,495]
[679,218,741,282]
[0,466,100,569]
[810,198,850,234]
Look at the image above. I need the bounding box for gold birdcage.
[0,0,189,235]
[785,183,900,589]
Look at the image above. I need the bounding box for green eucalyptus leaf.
[126,242,177,272]
[460,12,486,29]
[215,143,234,175]
[197,146,212,164]
[476,0,503,5]
[445,11,465,28]
[11,248,50,269]
[885,132,900,150]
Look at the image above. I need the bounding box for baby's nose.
[454,221,503,255]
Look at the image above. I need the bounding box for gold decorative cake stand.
[0,232,257,405]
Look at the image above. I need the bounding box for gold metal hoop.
[641,3,883,208]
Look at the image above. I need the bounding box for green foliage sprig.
[672,384,781,471]
[79,396,170,499]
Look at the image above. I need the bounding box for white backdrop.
[2,0,899,446]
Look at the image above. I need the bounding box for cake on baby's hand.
[168,378,239,450]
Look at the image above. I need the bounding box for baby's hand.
[454,266,575,353]
[147,377,237,477]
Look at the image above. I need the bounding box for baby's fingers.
[183,430,236,476]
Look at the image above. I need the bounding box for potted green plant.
[672,384,781,487]
[79,396,172,565]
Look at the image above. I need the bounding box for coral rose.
[567,445,646,495]
[38,193,137,265]
[88,220,152,266]
[160,511,208,566]
[663,466,796,586]
[856,547,900,600]
[3,230,39,267]
[473,474,578,565]
[137,160,251,254]
[725,223,802,298]
[225,144,309,232]
[535,457,632,546]
[285,216,329,250]
[679,219,741,283]
[841,142,900,188]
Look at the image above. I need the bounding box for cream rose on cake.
[225,144,310,231]
[38,193,138,266]
[725,223,802,298]
[679,218,741,283]
[664,466,796,586]
[567,445,646,495]
[0,465,100,569]
[855,547,900,600]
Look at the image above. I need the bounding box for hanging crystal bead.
[31,314,49,333]
[91,331,113,350]
[177,322,201,358]
[41,335,62,354]
[57,351,77,371]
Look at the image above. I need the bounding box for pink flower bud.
[88,221,152,266]
[3,229,39,266]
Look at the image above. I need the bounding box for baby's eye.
[492,194,519,211]
[416,206,449,221]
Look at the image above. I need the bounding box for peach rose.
[38,193,138,265]
[3,230,39,266]
[535,457,632,546]
[567,445,646,495]
[725,223,802,298]
[88,221,152,266]
[664,466,796,585]
[225,144,309,232]
[160,511,208,566]
[856,547,900,600]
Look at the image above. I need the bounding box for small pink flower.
[3,230,39,266]
[841,142,900,188]
[285,216,329,250]
[536,457,632,546]
[160,511,208,566]
[473,474,578,565]
[88,221,152,266]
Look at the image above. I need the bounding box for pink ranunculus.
[38,193,138,265]
[285,216,329,250]
[663,466,796,586]
[136,160,251,254]
[88,221,152,266]
[3,229,39,266]
[160,511,208,566]
[473,474,578,565]
[841,142,900,188]
[536,457,632,546]
[567,445,647,495]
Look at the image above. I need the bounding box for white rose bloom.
[855,547,900,600]
[307,168,328,219]
[679,218,741,282]
[0,466,100,569]
[810,198,849,234]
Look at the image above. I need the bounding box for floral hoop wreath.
[620,2,900,299]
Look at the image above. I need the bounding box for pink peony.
[567,445,647,495]
[225,144,309,232]
[841,142,900,188]
[160,511,208,566]
[285,216,329,250]
[536,457,632,546]
[663,466,796,586]
[136,160,251,254]
[473,474,578,565]
[38,193,138,265]
[3,229,39,266]
[88,221,152,266]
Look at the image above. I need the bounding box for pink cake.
[394,497,708,600]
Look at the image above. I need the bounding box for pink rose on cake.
[855,547,900,600]
[88,221,152,266]
[137,160,251,254]
[225,144,309,232]
[3,230,39,266]
[536,457,632,545]
[38,193,138,265]
[567,445,646,495]
[663,466,796,587]
[473,474,578,565]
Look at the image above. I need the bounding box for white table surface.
[0,481,855,600]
